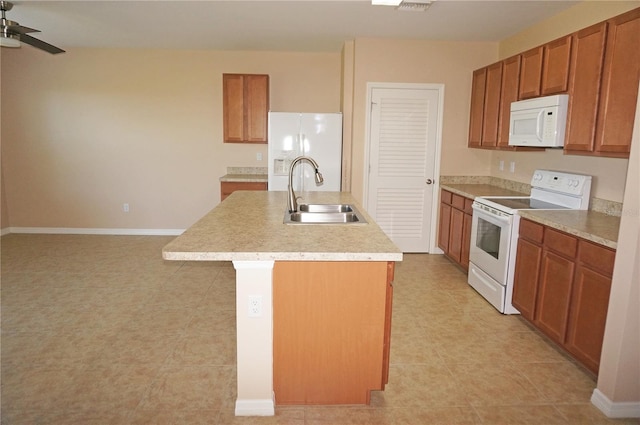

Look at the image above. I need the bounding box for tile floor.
[1,234,637,424]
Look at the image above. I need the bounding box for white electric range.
[468,170,592,314]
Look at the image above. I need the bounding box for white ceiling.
[6,0,581,53]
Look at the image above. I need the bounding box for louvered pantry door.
[367,87,440,252]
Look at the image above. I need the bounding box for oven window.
[476,217,501,259]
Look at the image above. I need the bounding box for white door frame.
[363,82,445,253]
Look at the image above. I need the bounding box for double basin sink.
[283,204,368,225]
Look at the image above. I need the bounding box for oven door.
[469,203,513,285]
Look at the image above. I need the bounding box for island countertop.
[162,191,403,262]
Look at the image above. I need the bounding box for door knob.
[426,179,433,184]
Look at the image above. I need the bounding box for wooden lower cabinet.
[512,238,543,321]
[565,241,615,373]
[438,189,473,270]
[438,202,452,254]
[273,261,394,405]
[220,181,267,201]
[512,219,615,374]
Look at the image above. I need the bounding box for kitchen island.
[162,191,402,416]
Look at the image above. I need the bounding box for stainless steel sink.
[299,204,354,213]
[283,204,368,225]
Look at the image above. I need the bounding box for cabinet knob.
[426,179,433,185]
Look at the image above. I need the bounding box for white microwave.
[508,94,569,148]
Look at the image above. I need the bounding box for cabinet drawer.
[544,228,578,258]
[578,241,616,276]
[451,193,466,210]
[519,219,544,244]
[441,190,453,205]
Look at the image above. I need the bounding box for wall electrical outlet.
[123,203,130,213]
[509,161,516,173]
[256,152,263,161]
[248,295,262,318]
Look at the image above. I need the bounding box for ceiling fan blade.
[6,22,40,34]
[19,33,65,54]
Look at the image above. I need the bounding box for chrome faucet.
[287,156,324,213]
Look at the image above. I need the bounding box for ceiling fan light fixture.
[1,32,20,48]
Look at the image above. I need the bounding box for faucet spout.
[287,156,324,213]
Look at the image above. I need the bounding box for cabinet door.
[438,202,452,253]
[594,8,640,156]
[223,74,246,143]
[481,62,503,147]
[223,74,269,144]
[564,22,607,153]
[244,75,270,143]
[565,266,612,374]
[512,238,543,321]
[497,55,521,148]
[468,68,487,147]
[535,250,575,344]
[541,35,573,95]
[448,207,465,264]
[519,46,544,99]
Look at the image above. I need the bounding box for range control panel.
[531,170,592,197]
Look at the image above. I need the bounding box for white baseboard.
[234,396,275,416]
[5,227,185,236]
[592,388,640,418]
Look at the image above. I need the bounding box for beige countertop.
[441,182,620,249]
[219,173,268,183]
[518,210,620,250]
[163,191,403,262]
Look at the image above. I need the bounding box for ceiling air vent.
[396,0,433,11]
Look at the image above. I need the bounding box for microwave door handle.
[535,110,544,141]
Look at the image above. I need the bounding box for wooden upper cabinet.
[468,68,487,147]
[223,74,269,144]
[519,36,572,100]
[518,46,544,99]
[564,22,608,153]
[497,55,521,148]
[481,62,503,147]
[541,35,573,95]
[594,8,640,157]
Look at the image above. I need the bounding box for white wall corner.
[592,389,640,419]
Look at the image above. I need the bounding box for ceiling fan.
[1,1,64,54]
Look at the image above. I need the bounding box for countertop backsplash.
[440,175,623,217]
[226,166,267,175]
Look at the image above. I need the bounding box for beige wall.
[1,48,341,230]
[347,38,496,203]
[490,2,640,203]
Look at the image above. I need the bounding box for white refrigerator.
[268,112,343,191]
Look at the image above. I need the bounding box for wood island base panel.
[273,261,394,406]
